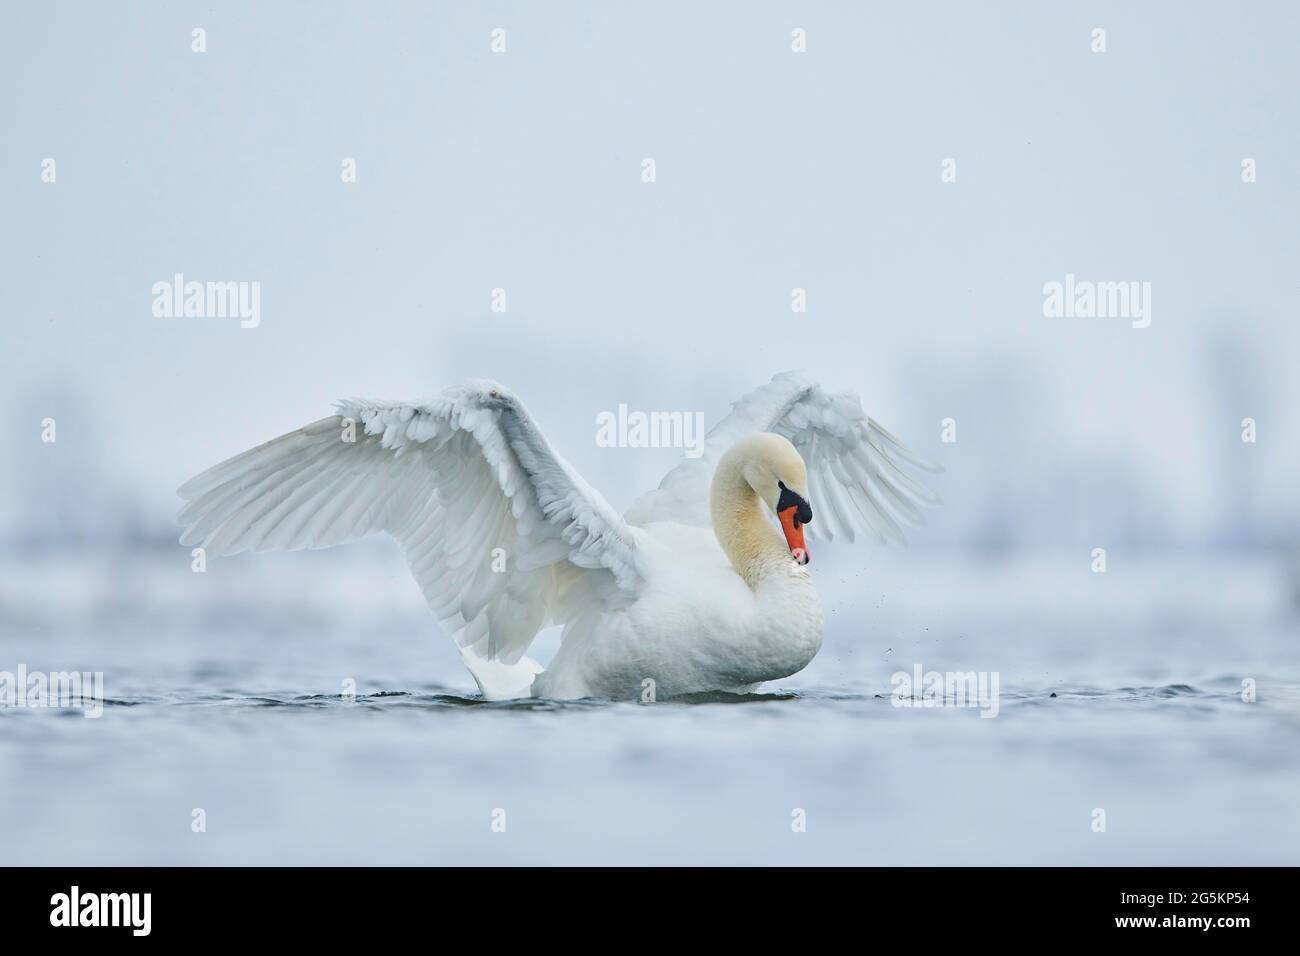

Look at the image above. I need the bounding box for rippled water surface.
[3,547,1298,865]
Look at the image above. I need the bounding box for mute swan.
[176,372,940,700]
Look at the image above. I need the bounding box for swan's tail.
[460,648,542,701]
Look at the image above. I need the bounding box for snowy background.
[2,0,1298,864]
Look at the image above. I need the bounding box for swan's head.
[738,433,814,565]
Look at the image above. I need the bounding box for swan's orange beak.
[779,506,810,565]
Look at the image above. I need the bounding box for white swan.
[176,372,940,700]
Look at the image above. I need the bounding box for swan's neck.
[710,459,792,588]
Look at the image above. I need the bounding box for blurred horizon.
[7,341,1298,557]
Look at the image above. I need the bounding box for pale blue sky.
[4,1,1298,550]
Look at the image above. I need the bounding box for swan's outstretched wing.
[177,380,639,665]
[625,371,940,545]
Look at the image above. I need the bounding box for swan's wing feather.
[178,381,639,664]
[625,371,940,544]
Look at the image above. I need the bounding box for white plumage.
[177,372,939,700]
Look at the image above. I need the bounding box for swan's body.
[177,373,939,700]
[536,520,823,700]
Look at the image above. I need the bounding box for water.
[3,544,1298,865]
